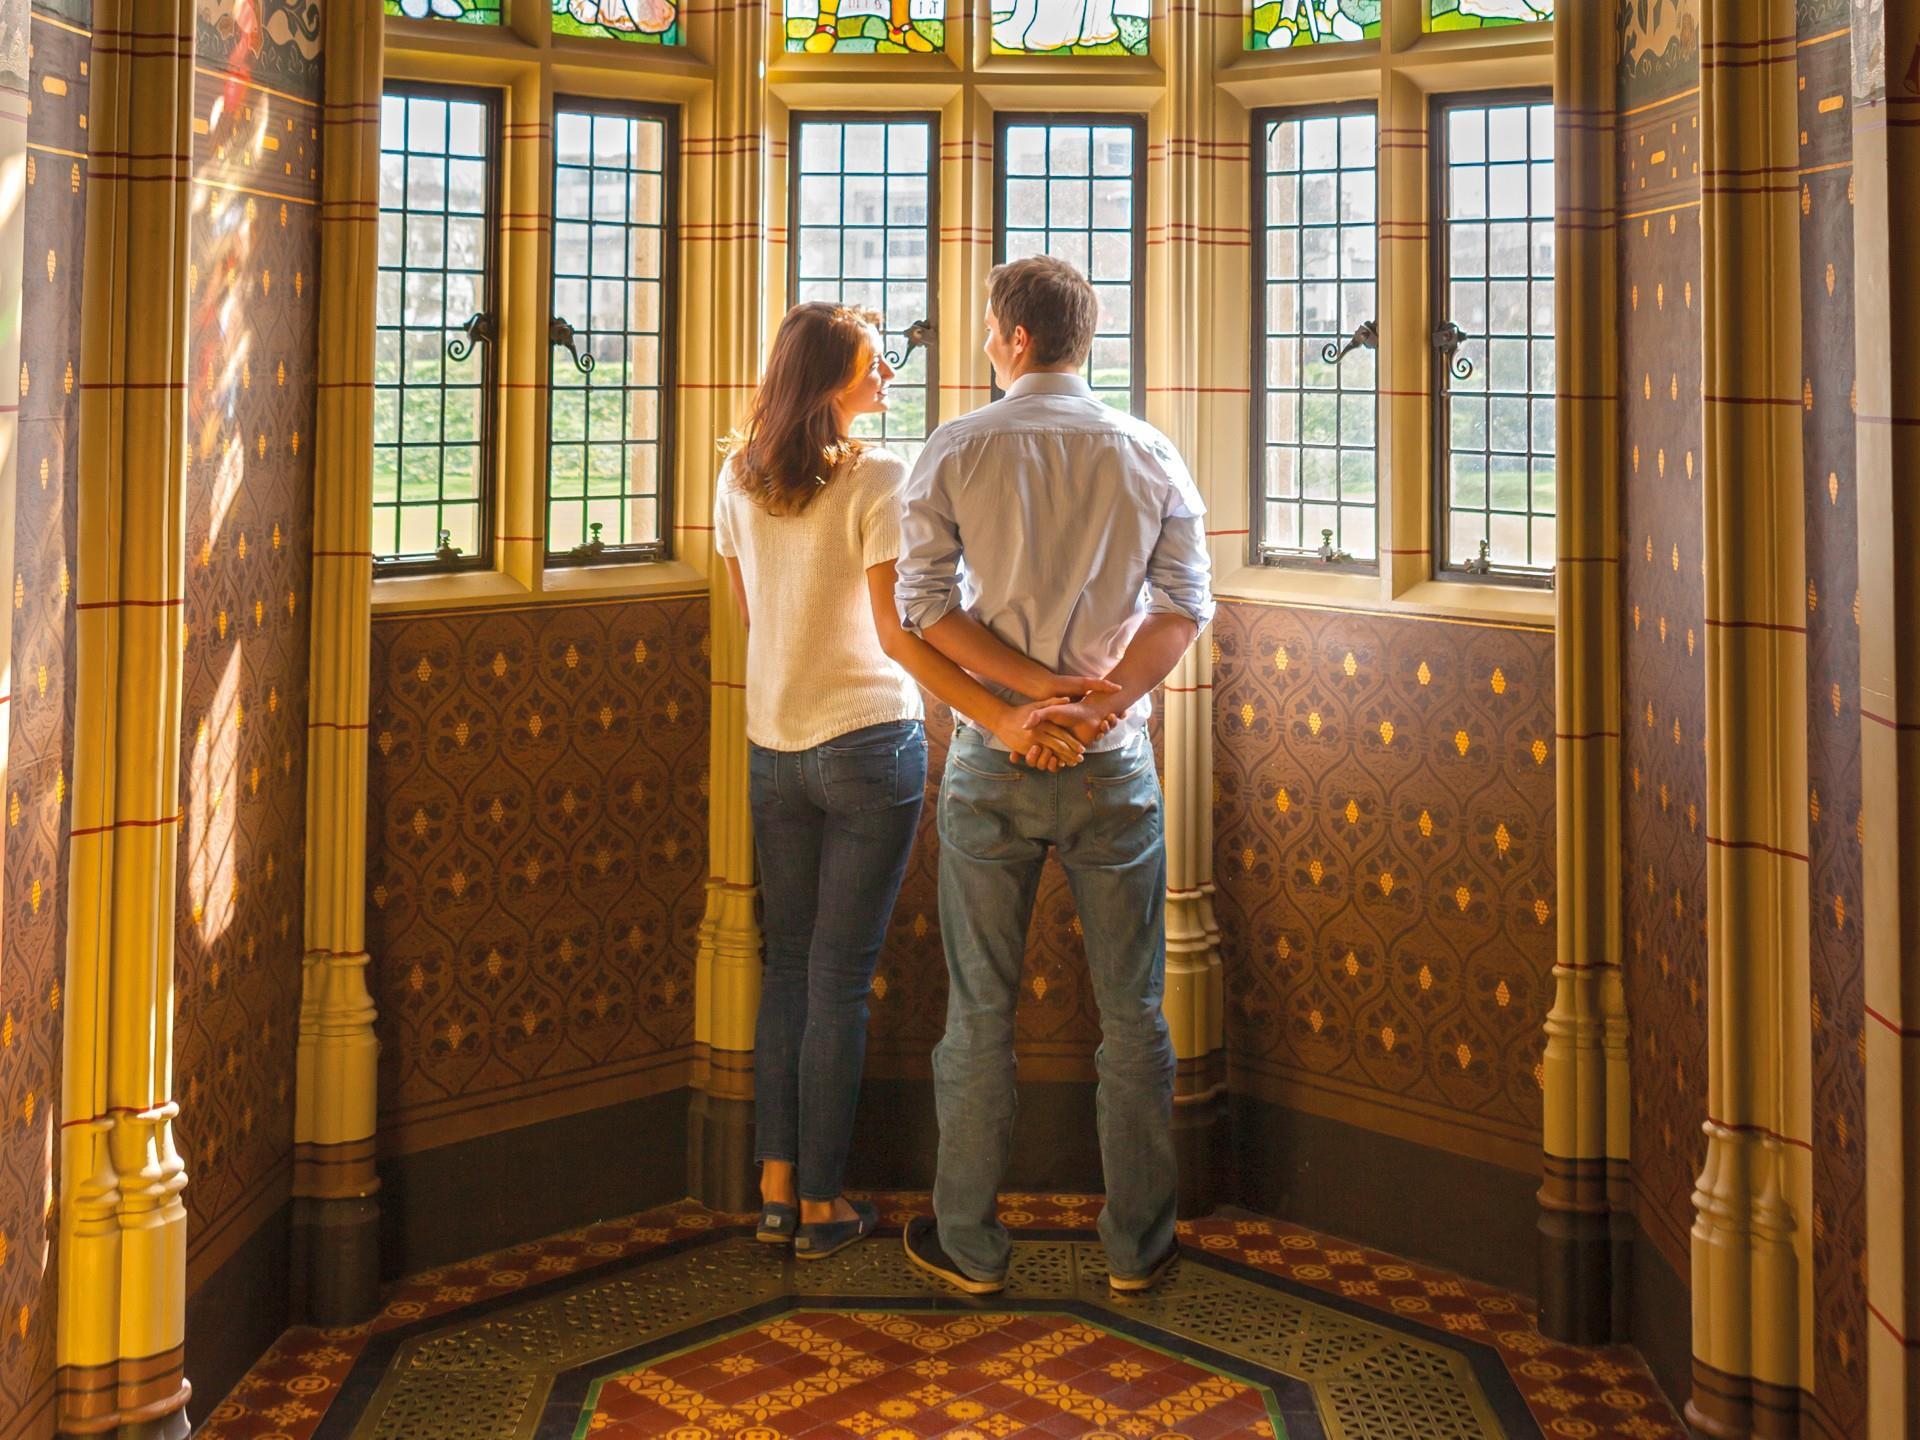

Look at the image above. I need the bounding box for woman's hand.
[1020,673,1123,703]
[991,699,1086,771]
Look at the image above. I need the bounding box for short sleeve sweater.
[713,447,925,752]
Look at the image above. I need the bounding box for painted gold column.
[54,4,196,1435]
[0,0,25,988]
[1152,0,1231,1217]
[686,0,766,1213]
[1536,0,1627,1345]
[1689,4,1813,1435]
[1852,1,1920,1435]
[290,0,384,1328]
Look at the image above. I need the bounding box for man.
[894,254,1214,1295]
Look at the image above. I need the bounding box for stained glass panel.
[547,102,677,562]
[1252,107,1379,565]
[785,0,942,52]
[1435,97,1555,576]
[373,88,497,570]
[384,0,501,22]
[1430,0,1553,30]
[792,117,937,461]
[997,118,1143,415]
[555,0,682,44]
[1246,0,1378,52]
[990,0,1148,56]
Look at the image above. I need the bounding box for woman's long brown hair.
[723,302,880,516]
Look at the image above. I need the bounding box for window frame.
[991,110,1149,418]
[372,79,505,579]
[1247,97,1381,576]
[784,109,944,448]
[1427,85,1555,589]
[544,92,683,570]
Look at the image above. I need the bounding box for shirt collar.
[1003,371,1093,400]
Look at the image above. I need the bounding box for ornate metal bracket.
[568,521,607,561]
[1433,320,1474,383]
[448,311,497,363]
[1321,319,1377,368]
[435,528,464,565]
[1463,538,1492,576]
[1316,527,1353,565]
[550,315,595,374]
[887,318,934,370]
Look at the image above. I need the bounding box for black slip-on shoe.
[756,1201,799,1246]
[902,1216,1006,1295]
[793,1199,879,1261]
[1108,1240,1180,1295]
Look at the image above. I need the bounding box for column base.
[1171,1089,1224,1219]
[106,1408,193,1440]
[687,1089,756,1213]
[290,1192,382,1326]
[1684,1357,1802,1440]
[1535,1197,1615,1344]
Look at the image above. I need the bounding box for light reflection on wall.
[187,645,242,947]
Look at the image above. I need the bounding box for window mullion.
[1379,63,1429,603]
[494,65,555,592]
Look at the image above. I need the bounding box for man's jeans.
[750,720,927,1202]
[932,724,1176,1280]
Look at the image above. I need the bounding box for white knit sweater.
[713,447,926,752]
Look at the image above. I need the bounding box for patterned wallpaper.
[365,597,709,1154]
[1212,603,1557,1171]
[172,4,324,1294]
[1616,0,1706,1283]
[1798,8,1866,1436]
[0,9,85,1435]
[864,703,1162,1082]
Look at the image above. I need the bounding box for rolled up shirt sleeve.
[894,430,967,635]
[1143,451,1216,629]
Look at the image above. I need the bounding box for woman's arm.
[723,555,750,628]
[866,563,1085,769]
[918,609,1117,702]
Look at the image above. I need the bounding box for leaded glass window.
[1251,106,1378,565]
[374,86,498,571]
[1431,0,1552,31]
[1434,95,1555,577]
[991,0,1148,55]
[1247,0,1378,51]
[784,0,942,52]
[385,0,501,21]
[995,116,1143,415]
[547,100,677,564]
[555,0,682,43]
[791,116,937,460]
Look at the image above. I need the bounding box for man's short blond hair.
[986,255,1098,368]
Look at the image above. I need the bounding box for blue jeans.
[932,725,1176,1280]
[750,719,927,1202]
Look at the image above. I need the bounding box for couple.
[713,255,1213,1296]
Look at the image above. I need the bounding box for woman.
[714,302,1112,1259]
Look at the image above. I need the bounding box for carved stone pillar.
[1154,0,1233,1216]
[55,5,196,1434]
[1536,0,1628,1345]
[686,0,767,1214]
[290,0,385,1328]
[1688,3,1813,1435]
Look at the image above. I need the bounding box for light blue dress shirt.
[894,371,1215,752]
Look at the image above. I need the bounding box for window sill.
[371,558,707,617]
[1211,558,1554,630]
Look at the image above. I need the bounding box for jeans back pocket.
[817,722,926,815]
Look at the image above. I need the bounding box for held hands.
[991,699,1087,773]
[1026,697,1122,752]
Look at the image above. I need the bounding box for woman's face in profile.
[837,330,895,421]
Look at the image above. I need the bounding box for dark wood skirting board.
[1627,1213,1692,1418]
[378,1089,691,1278]
[184,1200,291,1430]
[1225,1093,1538,1297]
[844,1079,1106,1195]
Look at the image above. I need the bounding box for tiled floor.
[193,1195,1686,1440]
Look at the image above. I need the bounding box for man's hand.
[991,699,1086,772]
[1026,697,1121,751]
